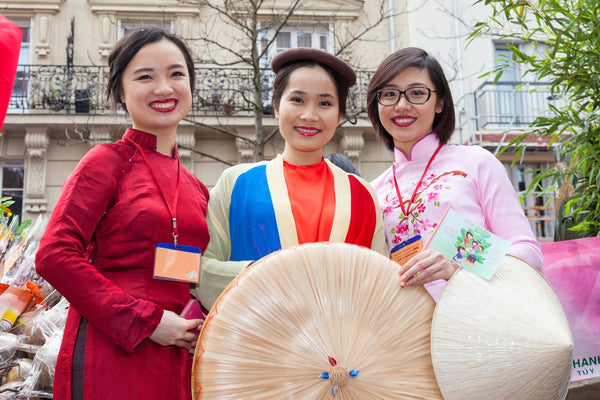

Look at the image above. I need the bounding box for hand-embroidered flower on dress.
[427,191,439,202]
[392,233,403,245]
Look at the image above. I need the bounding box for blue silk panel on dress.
[229,165,282,260]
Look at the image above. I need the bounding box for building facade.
[2,0,555,239]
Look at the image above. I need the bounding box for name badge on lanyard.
[389,145,443,266]
[390,235,422,266]
[154,243,202,283]
[124,136,203,283]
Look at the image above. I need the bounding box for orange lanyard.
[392,144,442,217]
[125,137,182,246]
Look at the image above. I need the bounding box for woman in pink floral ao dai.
[368,47,542,290]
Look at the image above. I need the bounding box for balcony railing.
[473,81,564,131]
[8,64,372,117]
[10,65,564,134]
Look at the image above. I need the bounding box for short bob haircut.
[367,47,455,151]
[271,61,351,121]
[105,27,195,112]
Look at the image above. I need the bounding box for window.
[264,26,331,56]
[506,163,554,240]
[10,18,31,111]
[494,45,520,125]
[117,19,174,39]
[1,166,24,220]
[259,25,333,113]
[492,43,556,127]
[259,26,332,75]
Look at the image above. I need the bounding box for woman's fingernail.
[400,281,406,288]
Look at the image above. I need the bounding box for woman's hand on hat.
[398,248,459,287]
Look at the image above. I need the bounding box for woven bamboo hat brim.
[431,255,573,400]
[193,242,443,399]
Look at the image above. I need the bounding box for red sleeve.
[35,144,162,353]
[345,175,377,248]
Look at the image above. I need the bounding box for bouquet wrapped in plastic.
[0,197,67,399]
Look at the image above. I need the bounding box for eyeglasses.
[376,87,436,106]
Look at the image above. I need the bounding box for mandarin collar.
[393,133,441,163]
[123,128,159,152]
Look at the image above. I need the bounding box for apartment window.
[0,166,24,220]
[277,32,292,50]
[506,163,554,240]
[267,27,330,55]
[259,26,333,112]
[494,45,520,125]
[117,19,174,39]
[492,42,556,127]
[10,18,31,110]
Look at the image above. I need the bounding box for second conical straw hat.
[431,255,573,400]
[193,242,443,399]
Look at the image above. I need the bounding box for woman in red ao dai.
[35,28,208,400]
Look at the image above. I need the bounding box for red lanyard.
[125,137,181,246]
[392,144,443,217]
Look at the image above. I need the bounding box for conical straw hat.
[431,255,573,400]
[193,242,443,399]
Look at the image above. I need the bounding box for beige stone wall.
[44,142,90,207]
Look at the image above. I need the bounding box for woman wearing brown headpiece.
[194,47,386,309]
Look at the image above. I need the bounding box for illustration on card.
[427,207,510,280]
[451,228,492,266]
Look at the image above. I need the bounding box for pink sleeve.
[35,145,162,352]
[475,150,544,269]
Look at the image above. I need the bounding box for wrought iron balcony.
[9,65,560,130]
[8,64,372,117]
[473,81,563,131]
